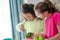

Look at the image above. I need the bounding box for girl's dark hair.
[22,4,36,17]
[35,0,58,14]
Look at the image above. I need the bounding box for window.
[0,0,12,40]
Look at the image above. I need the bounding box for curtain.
[9,0,23,40]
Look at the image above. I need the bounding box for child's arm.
[16,20,26,32]
[16,23,25,32]
[49,24,60,40]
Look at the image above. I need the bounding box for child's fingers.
[34,34,39,37]
[20,24,25,31]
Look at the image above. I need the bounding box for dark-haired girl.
[16,4,45,40]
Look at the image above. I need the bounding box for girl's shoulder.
[53,12,60,24]
[16,20,26,27]
[53,12,60,17]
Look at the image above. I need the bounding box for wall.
[24,0,43,4]
[50,0,60,11]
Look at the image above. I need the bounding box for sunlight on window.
[0,0,12,40]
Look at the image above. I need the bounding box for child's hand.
[39,33,45,38]
[34,33,40,37]
[20,24,25,31]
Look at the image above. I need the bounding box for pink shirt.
[45,12,60,38]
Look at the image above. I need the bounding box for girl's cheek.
[40,15,46,19]
[42,16,45,18]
